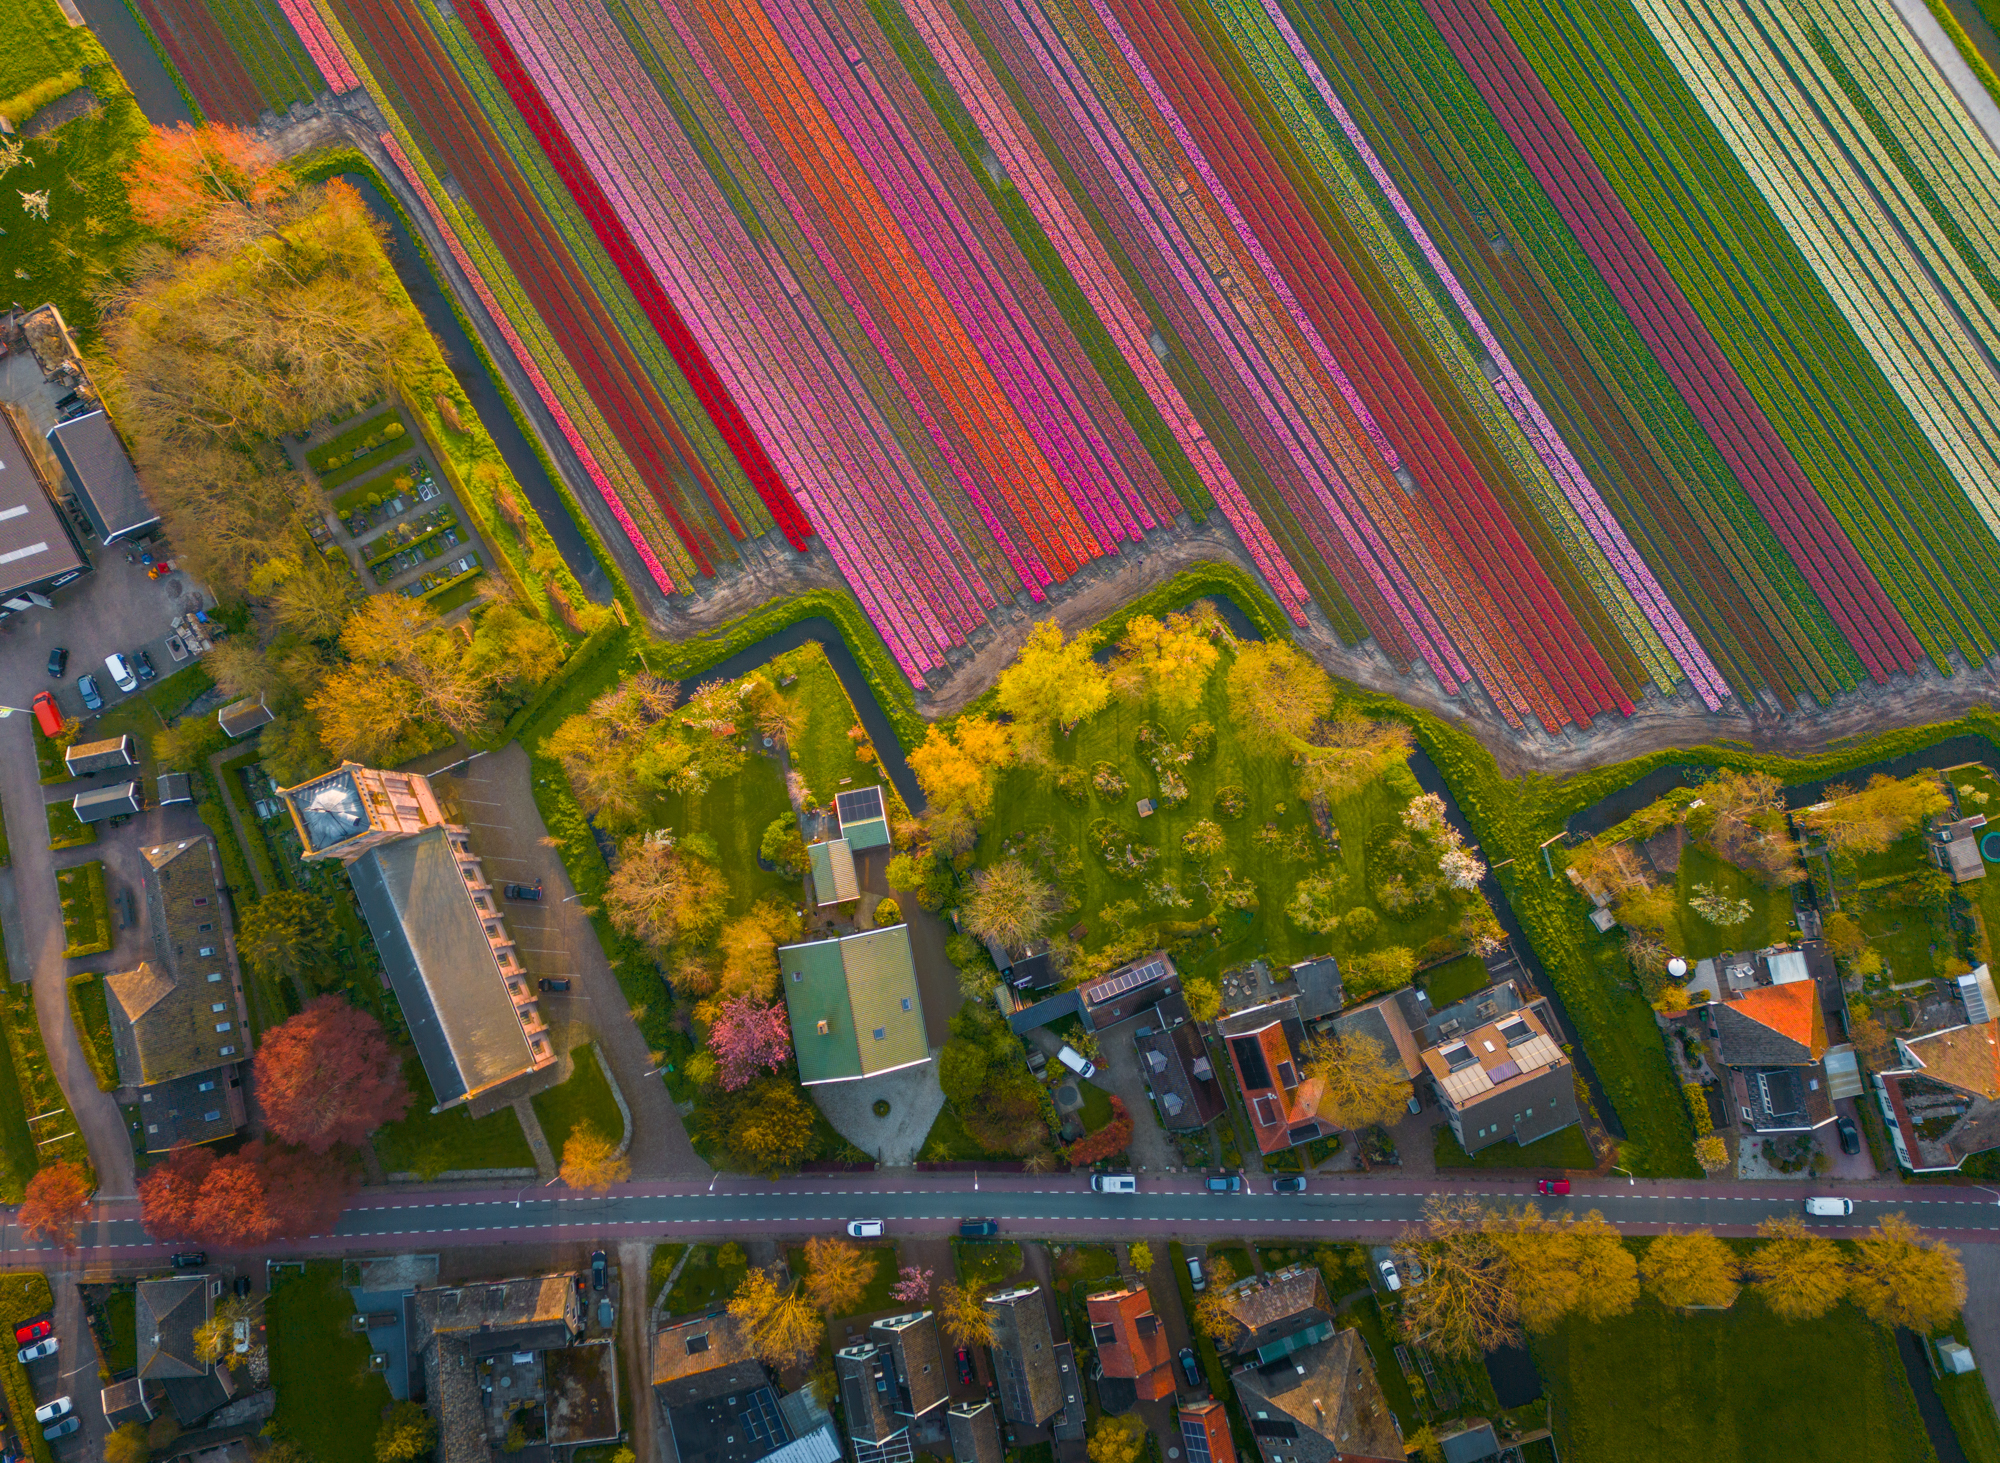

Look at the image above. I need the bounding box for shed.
[1939,1340,1977,1375]
[66,733,137,776]
[217,696,273,738]
[45,409,159,544]
[808,838,858,906]
[74,781,141,822]
[157,773,193,806]
[833,785,892,852]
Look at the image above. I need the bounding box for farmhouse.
[779,925,929,1084]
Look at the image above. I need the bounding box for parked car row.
[39,647,157,721]
[12,1317,73,1440]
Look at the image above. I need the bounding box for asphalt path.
[8,1174,1999,1266]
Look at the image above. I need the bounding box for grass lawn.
[648,750,797,923]
[66,975,118,1091]
[56,861,110,957]
[427,576,485,616]
[1419,953,1490,1006]
[1947,766,2000,962]
[772,643,880,805]
[0,978,88,1178]
[34,733,65,786]
[1433,1124,1596,1171]
[532,1044,625,1159]
[664,1242,748,1315]
[268,1262,393,1463]
[1937,1316,2000,1463]
[648,1244,683,1306]
[1207,1244,1254,1285]
[1535,1293,1931,1462]
[952,1240,1024,1291]
[1077,1082,1114,1133]
[1050,1243,1120,1295]
[100,1287,135,1373]
[371,1055,534,1175]
[788,1242,901,1318]
[44,800,95,850]
[1341,1297,1418,1433]
[1663,846,1795,960]
[976,649,1472,982]
[920,1102,1019,1162]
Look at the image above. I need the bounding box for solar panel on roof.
[739,1388,788,1452]
[1181,1418,1212,1463]
[837,786,885,823]
[1087,958,1168,1002]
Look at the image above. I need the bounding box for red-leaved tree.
[254,997,411,1152]
[249,1139,351,1239]
[138,1140,353,1247]
[19,1161,93,1250]
[138,1145,216,1240]
[1064,1097,1133,1167]
[708,996,793,1091]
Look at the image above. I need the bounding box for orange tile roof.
[1087,1288,1173,1401]
[1910,1020,2000,1100]
[1728,982,1824,1058]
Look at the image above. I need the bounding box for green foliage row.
[57,860,111,958]
[305,405,397,472]
[0,974,90,1180]
[66,974,118,1092]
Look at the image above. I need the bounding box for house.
[107,838,248,1152]
[1422,997,1577,1155]
[1229,1329,1402,1463]
[1931,816,1988,884]
[216,697,274,739]
[983,1287,1063,1427]
[652,1310,841,1463]
[1050,1341,1086,1442]
[45,407,160,545]
[0,407,88,613]
[868,1311,948,1420]
[808,838,859,906]
[779,926,929,1085]
[1180,1400,1237,1463]
[1134,1017,1225,1129]
[1698,948,1836,1136]
[835,1309,948,1463]
[1219,998,1331,1153]
[281,763,557,1109]
[1078,953,1178,1031]
[410,1274,584,1463]
[1285,957,1346,1021]
[136,1274,238,1426]
[947,1400,1003,1463]
[157,772,194,807]
[74,780,143,823]
[1874,968,2000,1172]
[65,733,136,776]
[1085,1286,1173,1409]
[987,938,1055,991]
[835,785,893,851]
[1209,1266,1334,1365]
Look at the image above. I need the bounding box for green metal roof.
[808,838,858,905]
[782,939,860,1084]
[836,786,893,852]
[779,926,928,1084]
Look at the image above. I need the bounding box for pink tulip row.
[272,0,357,93]
[376,130,679,598]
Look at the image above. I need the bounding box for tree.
[236,890,334,984]
[803,1237,874,1315]
[1795,773,1950,856]
[310,665,428,766]
[1285,871,1345,935]
[138,1145,216,1240]
[465,604,564,695]
[1183,976,1221,1024]
[1821,911,1867,962]
[696,901,800,1004]
[1109,612,1218,710]
[375,1400,438,1463]
[546,713,646,825]
[1295,715,1414,804]
[693,1078,819,1175]
[1491,1209,1636,1333]
[254,996,410,1151]
[1405,1426,1445,1463]
[764,817,810,879]
[1640,1230,1741,1310]
[707,996,792,1091]
[909,718,1013,821]
[1397,1198,1519,1358]
[560,1122,630,1190]
[1342,947,1416,1000]
[997,621,1110,737]
[340,596,491,739]
[890,1265,933,1304]
[19,1161,92,1249]
[729,1266,824,1365]
[1849,1010,1894,1068]
[1302,1031,1411,1132]
[105,1422,150,1463]
[937,1282,995,1347]
[604,836,729,953]
[1087,1415,1146,1463]
[125,122,294,248]
[1191,1257,1239,1341]
[1692,1134,1731,1174]
[266,549,356,642]
[255,1139,353,1239]
[1065,1097,1133,1167]
[1128,1241,1154,1275]
[194,1310,232,1365]
[1224,639,1334,746]
[962,859,1062,948]
[1747,1216,1850,1321]
[1848,1213,1967,1331]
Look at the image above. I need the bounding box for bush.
[946,934,991,971]
[874,898,902,927]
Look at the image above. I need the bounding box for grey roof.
[1229,1329,1400,1463]
[158,773,194,805]
[66,735,135,774]
[136,1067,243,1152]
[350,825,532,1106]
[0,412,87,595]
[74,781,142,820]
[1287,957,1345,1020]
[46,410,157,542]
[835,1344,903,1446]
[137,1276,209,1381]
[985,1288,1062,1427]
[1134,1022,1224,1129]
[947,1401,1002,1463]
[217,697,274,738]
[1439,1421,1501,1463]
[1713,1000,1815,1067]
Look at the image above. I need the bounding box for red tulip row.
[137,0,265,124]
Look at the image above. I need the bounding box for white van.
[1803,1196,1854,1217]
[104,652,137,693]
[1091,1173,1136,1194]
[1057,1045,1097,1080]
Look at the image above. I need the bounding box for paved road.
[11,1173,2000,1265]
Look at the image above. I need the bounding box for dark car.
[234,1275,251,1299]
[959,1220,998,1237]
[45,648,66,678]
[538,978,571,993]
[591,1251,607,1292]
[505,882,544,901]
[171,1251,206,1270]
[956,1347,974,1386]
[1837,1116,1860,1156]
[1178,1347,1201,1388]
[1205,1176,1242,1193]
[12,1321,48,1347]
[1272,1175,1307,1194]
[76,674,102,712]
[135,650,156,682]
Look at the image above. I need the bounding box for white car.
[1091,1173,1136,1194]
[1056,1045,1097,1080]
[18,1336,57,1363]
[104,652,138,693]
[1187,1256,1206,1293]
[847,1219,885,1238]
[1803,1196,1854,1217]
[33,1397,71,1425]
[1378,1258,1402,1292]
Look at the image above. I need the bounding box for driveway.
[808,1055,944,1166]
[418,742,706,1177]
[1090,1025,1177,1173]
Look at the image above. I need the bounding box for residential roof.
[1079,953,1176,1029]
[1134,1021,1224,1129]
[1216,1267,1331,1359]
[654,1311,756,1388]
[64,735,134,775]
[107,838,242,1088]
[948,1400,1003,1463]
[835,1343,903,1445]
[1439,1421,1502,1463]
[985,1287,1062,1427]
[46,409,158,543]
[0,407,86,598]
[1179,1401,1235,1463]
[779,927,928,1084]
[1229,1329,1402,1463]
[1286,957,1345,1021]
[1219,999,1326,1153]
[1714,983,1825,1067]
[1905,1021,2000,1100]
[808,839,859,906]
[136,1067,245,1152]
[1936,819,1987,882]
[157,772,194,806]
[1330,996,1423,1079]
[1086,1288,1173,1401]
[137,1276,209,1381]
[349,824,543,1107]
[1421,1005,1568,1109]
[216,697,273,738]
[74,780,142,820]
[98,1378,150,1429]
[835,785,892,851]
[416,1275,576,1343]
[871,1310,948,1417]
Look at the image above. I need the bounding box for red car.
[12,1320,49,1346]
[1536,1178,1571,1196]
[956,1347,974,1387]
[30,693,60,739]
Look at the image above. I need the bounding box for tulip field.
[181,0,2000,727]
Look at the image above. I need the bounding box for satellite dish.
[1667,957,1688,978]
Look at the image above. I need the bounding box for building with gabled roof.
[216,697,274,739]
[1181,1401,1237,1463]
[1219,998,1329,1153]
[1230,1329,1402,1463]
[0,404,88,614]
[779,926,929,1085]
[868,1310,947,1420]
[1875,967,2000,1172]
[46,407,158,544]
[109,837,248,1152]
[1704,951,1835,1136]
[808,838,859,906]
[1211,1267,1333,1365]
[65,734,135,776]
[137,1273,238,1426]
[1135,1018,1225,1129]
[835,785,892,851]
[984,1287,1062,1427]
[1086,1286,1173,1409]
[411,1275,583,1463]
[947,1400,1002,1463]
